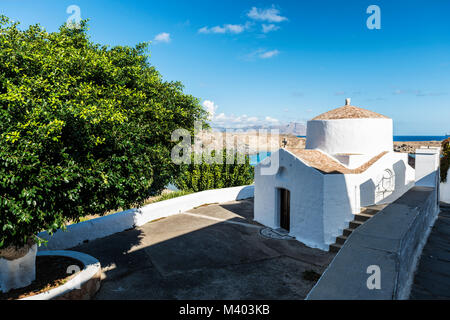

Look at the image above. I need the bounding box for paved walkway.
[71,199,335,300]
[410,204,450,299]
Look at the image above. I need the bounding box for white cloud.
[247,6,288,23]
[203,100,279,128]
[265,116,279,123]
[153,32,171,43]
[262,24,280,33]
[244,49,280,61]
[259,49,280,59]
[202,100,218,120]
[215,113,227,120]
[392,89,447,97]
[199,23,247,34]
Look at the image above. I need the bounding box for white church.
[254,99,424,251]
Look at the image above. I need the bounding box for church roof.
[285,148,388,174]
[312,105,389,120]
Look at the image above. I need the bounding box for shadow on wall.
[360,160,411,207]
[360,179,375,206]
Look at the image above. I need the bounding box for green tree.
[175,150,254,192]
[441,138,450,183]
[0,16,207,249]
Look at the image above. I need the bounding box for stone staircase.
[329,204,387,253]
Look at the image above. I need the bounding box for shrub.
[152,190,193,203]
[0,16,206,249]
[441,138,450,183]
[174,150,254,192]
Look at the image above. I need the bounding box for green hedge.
[0,16,206,249]
[174,150,254,192]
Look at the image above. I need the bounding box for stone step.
[360,208,379,216]
[336,235,348,245]
[329,243,342,253]
[349,220,364,229]
[330,205,386,253]
[363,204,387,210]
[343,228,355,237]
[354,212,373,222]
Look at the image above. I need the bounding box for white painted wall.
[254,149,326,250]
[357,152,416,207]
[322,174,358,245]
[305,118,393,156]
[333,154,373,169]
[440,167,450,204]
[415,147,441,188]
[254,150,415,251]
[0,244,37,293]
[321,152,414,247]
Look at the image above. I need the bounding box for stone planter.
[21,251,101,300]
[0,241,37,293]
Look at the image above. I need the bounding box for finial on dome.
[345,98,351,106]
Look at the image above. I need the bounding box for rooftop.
[312,99,389,120]
[286,148,388,174]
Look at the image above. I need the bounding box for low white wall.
[440,168,450,204]
[38,186,254,251]
[22,250,101,300]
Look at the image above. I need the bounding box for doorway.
[279,188,290,232]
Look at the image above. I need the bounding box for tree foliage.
[441,138,450,183]
[175,150,254,192]
[0,16,206,249]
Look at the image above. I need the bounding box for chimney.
[345,98,351,106]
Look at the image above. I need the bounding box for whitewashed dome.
[305,99,393,156]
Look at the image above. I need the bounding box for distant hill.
[212,122,306,136]
[273,122,307,136]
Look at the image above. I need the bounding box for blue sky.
[1,0,450,134]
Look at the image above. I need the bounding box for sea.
[393,136,448,142]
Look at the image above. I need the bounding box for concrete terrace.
[70,199,335,300]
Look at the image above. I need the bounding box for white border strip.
[38,186,254,251]
[20,250,100,300]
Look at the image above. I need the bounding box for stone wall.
[306,185,440,300]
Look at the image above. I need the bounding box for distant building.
[254,99,422,251]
